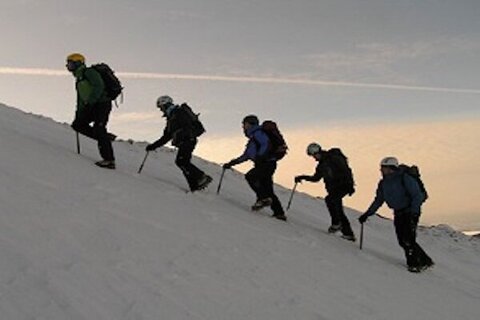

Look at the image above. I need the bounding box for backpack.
[261,120,288,160]
[91,63,123,101]
[327,148,355,195]
[399,164,428,202]
[179,103,206,137]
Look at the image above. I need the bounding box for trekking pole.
[286,182,298,211]
[217,168,226,194]
[76,132,81,154]
[137,151,150,174]
[359,223,364,250]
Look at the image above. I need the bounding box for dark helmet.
[156,95,174,112]
[242,114,259,126]
[306,142,322,156]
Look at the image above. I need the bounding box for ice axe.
[359,223,364,250]
[76,132,81,154]
[138,151,150,174]
[217,168,226,194]
[286,182,298,211]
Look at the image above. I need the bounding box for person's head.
[156,95,174,113]
[66,53,85,72]
[380,156,399,176]
[242,114,259,133]
[306,142,322,161]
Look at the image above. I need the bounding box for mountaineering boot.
[341,234,356,242]
[192,175,213,192]
[272,213,287,221]
[419,261,435,271]
[408,265,422,273]
[251,197,273,211]
[108,132,117,141]
[328,224,342,233]
[95,160,116,169]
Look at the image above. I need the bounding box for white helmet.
[156,95,173,110]
[380,156,399,167]
[306,143,322,156]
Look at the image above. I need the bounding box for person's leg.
[262,162,285,219]
[71,107,96,139]
[93,102,115,161]
[246,163,276,211]
[245,167,262,199]
[325,194,341,228]
[409,216,434,268]
[334,193,354,236]
[394,214,418,269]
[175,139,205,190]
[326,192,354,238]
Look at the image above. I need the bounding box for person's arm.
[148,127,172,150]
[365,181,385,216]
[225,140,255,167]
[297,163,323,182]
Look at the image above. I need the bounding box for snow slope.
[0,103,479,320]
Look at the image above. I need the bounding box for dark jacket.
[229,125,274,166]
[150,105,196,148]
[301,150,353,194]
[365,169,423,217]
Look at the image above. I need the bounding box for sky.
[0,0,479,230]
[1,103,479,319]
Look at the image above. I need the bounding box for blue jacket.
[230,125,273,165]
[365,170,423,217]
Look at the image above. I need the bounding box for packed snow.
[0,103,479,320]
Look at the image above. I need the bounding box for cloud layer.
[1,67,480,94]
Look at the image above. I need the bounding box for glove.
[358,213,369,224]
[146,144,156,152]
[294,175,305,183]
[223,161,234,169]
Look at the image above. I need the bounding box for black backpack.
[179,103,206,137]
[91,63,123,101]
[327,148,355,195]
[261,120,288,160]
[399,164,428,202]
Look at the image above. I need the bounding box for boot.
[192,175,212,192]
[341,234,356,242]
[95,160,116,169]
[272,213,287,221]
[328,224,342,233]
[251,197,273,211]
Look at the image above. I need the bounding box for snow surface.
[0,103,479,320]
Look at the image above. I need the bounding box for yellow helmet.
[66,53,85,63]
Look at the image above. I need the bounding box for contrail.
[1,67,480,94]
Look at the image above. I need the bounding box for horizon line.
[1,67,480,94]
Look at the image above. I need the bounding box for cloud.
[114,112,159,123]
[303,37,480,83]
[1,67,480,94]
